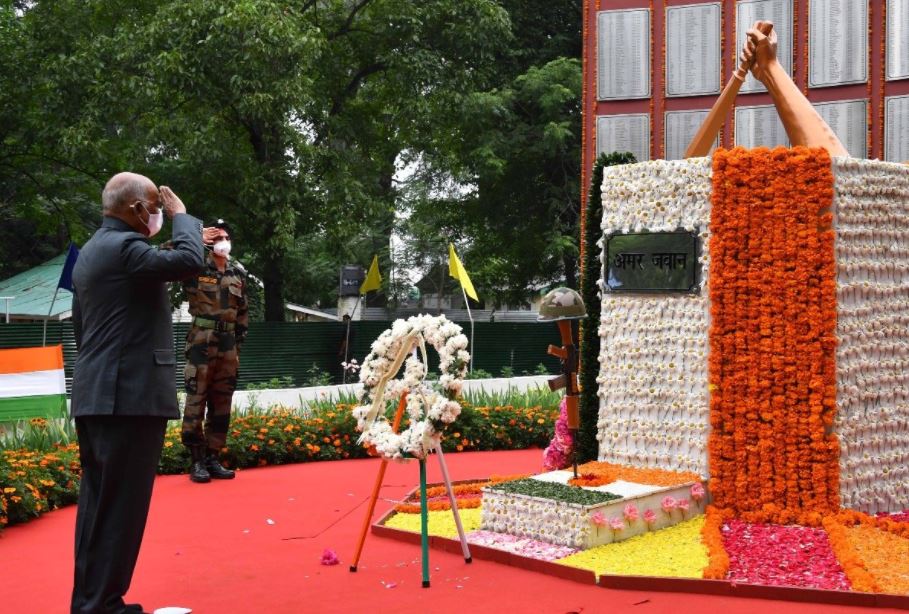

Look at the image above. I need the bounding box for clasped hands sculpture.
[686,21,848,159]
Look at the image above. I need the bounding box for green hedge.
[2,400,558,532]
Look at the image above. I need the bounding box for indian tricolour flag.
[0,346,67,421]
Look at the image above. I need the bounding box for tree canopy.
[1,0,582,315]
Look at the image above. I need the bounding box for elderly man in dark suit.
[70,172,204,614]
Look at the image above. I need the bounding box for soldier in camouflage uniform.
[182,219,248,483]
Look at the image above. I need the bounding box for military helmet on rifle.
[537,287,586,322]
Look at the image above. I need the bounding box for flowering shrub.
[1,398,556,532]
[542,397,573,470]
[0,444,81,529]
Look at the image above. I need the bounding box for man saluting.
[71,173,204,614]
[181,219,248,483]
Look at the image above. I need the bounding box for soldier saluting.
[181,219,249,483]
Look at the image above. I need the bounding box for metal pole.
[460,285,474,373]
[43,288,61,346]
[342,295,361,384]
[433,441,472,562]
[419,458,431,588]
[0,297,14,324]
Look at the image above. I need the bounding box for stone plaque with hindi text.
[597,9,651,100]
[735,104,790,148]
[809,0,868,88]
[665,3,722,97]
[605,231,701,294]
[813,100,868,158]
[597,114,651,163]
[736,0,793,94]
[885,95,909,162]
[664,110,717,160]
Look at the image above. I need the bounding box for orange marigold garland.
[708,147,839,522]
[568,461,701,488]
[701,505,733,579]
[394,474,529,513]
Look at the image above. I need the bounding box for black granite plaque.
[605,230,700,293]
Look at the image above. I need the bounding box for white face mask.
[139,203,164,237]
[213,240,232,257]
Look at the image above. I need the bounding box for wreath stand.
[348,334,472,588]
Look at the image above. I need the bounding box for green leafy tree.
[1,0,511,319]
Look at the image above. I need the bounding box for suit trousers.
[71,415,168,614]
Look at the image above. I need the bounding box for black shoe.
[189,460,211,483]
[124,604,149,613]
[205,453,235,480]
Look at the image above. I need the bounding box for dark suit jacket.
[71,214,204,418]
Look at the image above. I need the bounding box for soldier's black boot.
[205,450,235,480]
[189,445,211,483]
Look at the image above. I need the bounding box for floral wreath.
[352,315,469,460]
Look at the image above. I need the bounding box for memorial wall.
[582,0,909,186]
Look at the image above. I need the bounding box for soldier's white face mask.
[213,240,232,257]
[138,203,164,237]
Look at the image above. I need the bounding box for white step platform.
[480,470,708,549]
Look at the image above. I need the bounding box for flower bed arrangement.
[722,518,850,590]
[486,478,623,506]
[0,443,80,528]
[0,396,558,532]
[567,460,700,488]
[557,516,709,578]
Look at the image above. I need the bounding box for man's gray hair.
[102,173,152,213]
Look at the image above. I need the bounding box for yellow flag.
[359,255,382,294]
[448,244,478,302]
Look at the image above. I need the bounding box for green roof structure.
[0,253,72,322]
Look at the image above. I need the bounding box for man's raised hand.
[159,186,187,219]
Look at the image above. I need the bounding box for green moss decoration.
[577,151,637,463]
[486,478,622,506]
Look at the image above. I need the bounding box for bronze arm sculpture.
[686,21,848,159]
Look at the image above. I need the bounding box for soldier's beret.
[209,218,233,236]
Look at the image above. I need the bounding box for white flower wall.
[832,158,909,514]
[595,158,713,476]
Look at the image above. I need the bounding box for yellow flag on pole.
[359,255,382,294]
[448,244,479,302]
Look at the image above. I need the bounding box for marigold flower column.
[707,147,840,521]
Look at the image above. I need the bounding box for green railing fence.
[0,320,563,393]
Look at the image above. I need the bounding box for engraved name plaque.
[666,3,722,97]
[605,231,701,294]
[597,114,651,162]
[809,0,868,88]
[597,9,651,100]
[736,0,793,94]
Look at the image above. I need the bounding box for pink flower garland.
[542,397,574,471]
[467,530,578,562]
[722,519,850,590]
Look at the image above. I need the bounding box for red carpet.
[0,449,901,613]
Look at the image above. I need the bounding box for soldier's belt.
[193,317,235,332]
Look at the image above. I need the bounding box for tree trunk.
[263,251,286,322]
